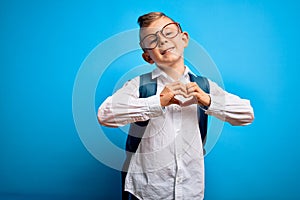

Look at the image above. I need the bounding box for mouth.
[160,47,175,55]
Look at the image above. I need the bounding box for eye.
[163,28,176,37]
[165,31,174,36]
[149,38,157,44]
[144,35,157,46]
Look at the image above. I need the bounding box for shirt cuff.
[145,95,164,118]
[205,94,223,115]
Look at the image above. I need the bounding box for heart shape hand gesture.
[159,81,211,107]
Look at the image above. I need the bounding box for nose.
[156,32,168,46]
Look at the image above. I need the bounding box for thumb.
[170,97,180,105]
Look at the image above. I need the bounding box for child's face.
[140,16,189,68]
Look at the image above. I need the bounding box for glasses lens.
[162,23,179,39]
[141,23,180,50]
[142,34,157,49]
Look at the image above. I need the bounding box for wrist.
[199,93,211,107]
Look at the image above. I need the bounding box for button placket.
[174,106,183,200]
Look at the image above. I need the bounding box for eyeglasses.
[140,22,182,50]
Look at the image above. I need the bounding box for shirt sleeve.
[97,76,164,127]
[205,79,254,126]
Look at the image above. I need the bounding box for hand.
[186,82,211,107]
[160,81,188,107]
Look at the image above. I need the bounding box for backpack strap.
[139,72,157,98]
[135,72,157,127]
[188,73,210,147]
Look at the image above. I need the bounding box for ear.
[142,52,155,64]
[181,31,189,48]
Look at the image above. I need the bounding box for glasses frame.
[140,22,182,51]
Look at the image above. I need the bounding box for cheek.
[177,38,187,48]
[149,50,161,59]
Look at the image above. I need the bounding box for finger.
[186,82,197,89]
[187,92,210,106]
[186,82,204,94]
[186,82,196,88]
[186,92,202,105]
[173,89,189,97]
[187,85,198,94]
[170,81,187,89]
[170,97,180,105]
[160,93,175,107]
[161,86,176,97]
[186,91,198,98]
[170,83,187,94]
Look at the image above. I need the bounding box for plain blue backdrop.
[1,0,300,199]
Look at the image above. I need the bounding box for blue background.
[1,0,299,199]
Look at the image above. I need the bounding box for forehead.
[139,17,175,38]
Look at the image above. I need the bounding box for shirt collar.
[151,65,195,80]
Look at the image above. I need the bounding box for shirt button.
[174,105,181,111]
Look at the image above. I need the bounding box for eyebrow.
[139,22,173,38]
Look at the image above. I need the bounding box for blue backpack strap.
[139,72,157,98]
[188,73,210,146]
[135,72,157,126]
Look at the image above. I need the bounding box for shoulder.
[121,70,156,89]
[122,76,140,88]
[206,78,228,95]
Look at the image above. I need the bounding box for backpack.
[125,72,210,154]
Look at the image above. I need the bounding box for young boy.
[98,12,254,200]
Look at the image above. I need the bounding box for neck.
[157,59,185,80]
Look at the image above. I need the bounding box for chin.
[157,61,181,68]
[163,57,182,65]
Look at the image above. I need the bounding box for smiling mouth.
[161,47,175,55]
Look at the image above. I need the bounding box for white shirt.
[98,67,254,200]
